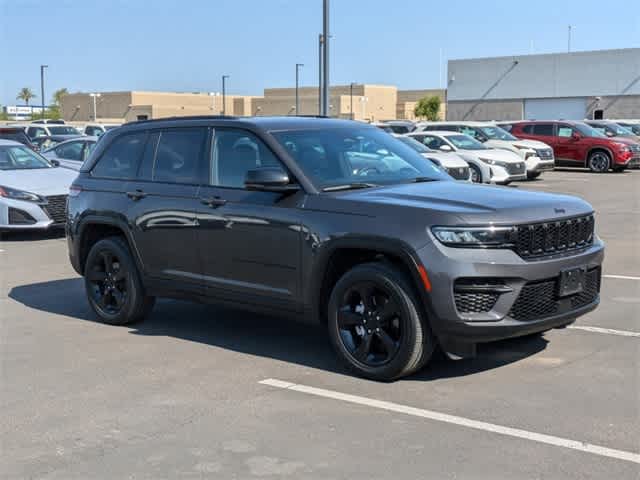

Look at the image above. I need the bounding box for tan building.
[253,84,397,121]
[61,85,445,123]
[61,91,255,123]
[397,89,447,120]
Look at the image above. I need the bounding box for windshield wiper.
[322,182,377,192]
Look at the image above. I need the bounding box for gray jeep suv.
[66,116,604,381]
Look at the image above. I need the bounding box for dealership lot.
[1,170,638,479]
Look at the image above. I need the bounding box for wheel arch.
[76,216,142,276]
[308,236,432,326]
[586,146,613,168]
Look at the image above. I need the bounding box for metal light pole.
[318,34,324,115]
[89,93,101,121]
[295,63,304,115]
[321,0,330,116]
[40,65,48,119]
[221,75,230,115]
[349,83,356,120]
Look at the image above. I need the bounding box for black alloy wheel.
[87,250,128,316]
[337,281,402,366]
[84,237,155,325]
[327,262,435,381]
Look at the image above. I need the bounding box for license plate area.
[558,267,587,297]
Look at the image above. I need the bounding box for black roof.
[121,115,370,132]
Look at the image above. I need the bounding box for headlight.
[0,185,45,203]
[431,226,515,247]
[478,158,505,167]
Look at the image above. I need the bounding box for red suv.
[509,121,640,173]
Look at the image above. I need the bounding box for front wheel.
[327,262,435,381]
[469,164,482,183]
[588,151,611,173]
[84,236,155,325]
[527,171,541,180]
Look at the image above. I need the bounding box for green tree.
[414,95,441,121]
[16,87,36,106]
[52,87,68,106]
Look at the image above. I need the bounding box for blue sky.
[2,0,639,106]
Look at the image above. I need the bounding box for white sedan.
[407,131,527,184]
[0,139,77,231]
[42,136,99,171]
[393,134,472,181]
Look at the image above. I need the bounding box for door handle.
[126,190,147,201]
[200,196,227,208]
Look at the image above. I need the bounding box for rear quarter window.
[91,132,147,179]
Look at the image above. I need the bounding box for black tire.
[587,151,611,173]
[612,166,626,173]
[84,236,155,325]
[469,164,482,183]
[327,262,435,381]
[527,171,541,180]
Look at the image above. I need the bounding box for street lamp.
[40,65,48,119]
[321,0,330,116]
[221,75,230,115]
[89,93,101,121]
[349,82,357,120]
[295,63,304,116]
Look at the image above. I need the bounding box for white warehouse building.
[446,48,640,121]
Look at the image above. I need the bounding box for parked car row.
[377,118,640,174]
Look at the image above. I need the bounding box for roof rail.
[127,115,238,126]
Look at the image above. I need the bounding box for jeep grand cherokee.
[66,116,604,381]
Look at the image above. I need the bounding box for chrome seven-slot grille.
[43,195,68,224]
[514,214,594,259]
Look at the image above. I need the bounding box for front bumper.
[0,198,56,231]
[416,237,605,345]
[525,156,556,173]
[489,164,527,183]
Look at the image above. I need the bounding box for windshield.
[603,123,634,136]
[447,134,489,150]
[272,127,449,188]
[620,123,640,135]
[395,135,432,153]
[479,126,517,141]
[574,123,607,138]
[0,145,53,170]
[48,126,81,135]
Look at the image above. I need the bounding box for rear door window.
[152,128,208,184]
[532,124,554,136]
[92,132,147,179]
[55,141,84,160]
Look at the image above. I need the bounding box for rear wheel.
[84,236,155,325]
[469,164,482,183]
[327,262,435,381]
[587,151,611,173]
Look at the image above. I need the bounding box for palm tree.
[17,87,36,106]
[52,88,68,106]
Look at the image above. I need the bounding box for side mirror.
[245,167,299,192]
[571,132,582,141]
[49,159,60,167]
[439,144,453,152]
[605,130,615,137]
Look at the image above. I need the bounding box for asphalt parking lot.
[1,169,638,479]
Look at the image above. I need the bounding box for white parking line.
[604,274,640,281]
[567,326,640,337]
[259,378,640,465]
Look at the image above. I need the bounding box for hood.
[485,139,550,150]
[329,181,593,225]
[610,136,640,146]
[422,152,468,168]
[0,166,77,196]
[457,148,522,164]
